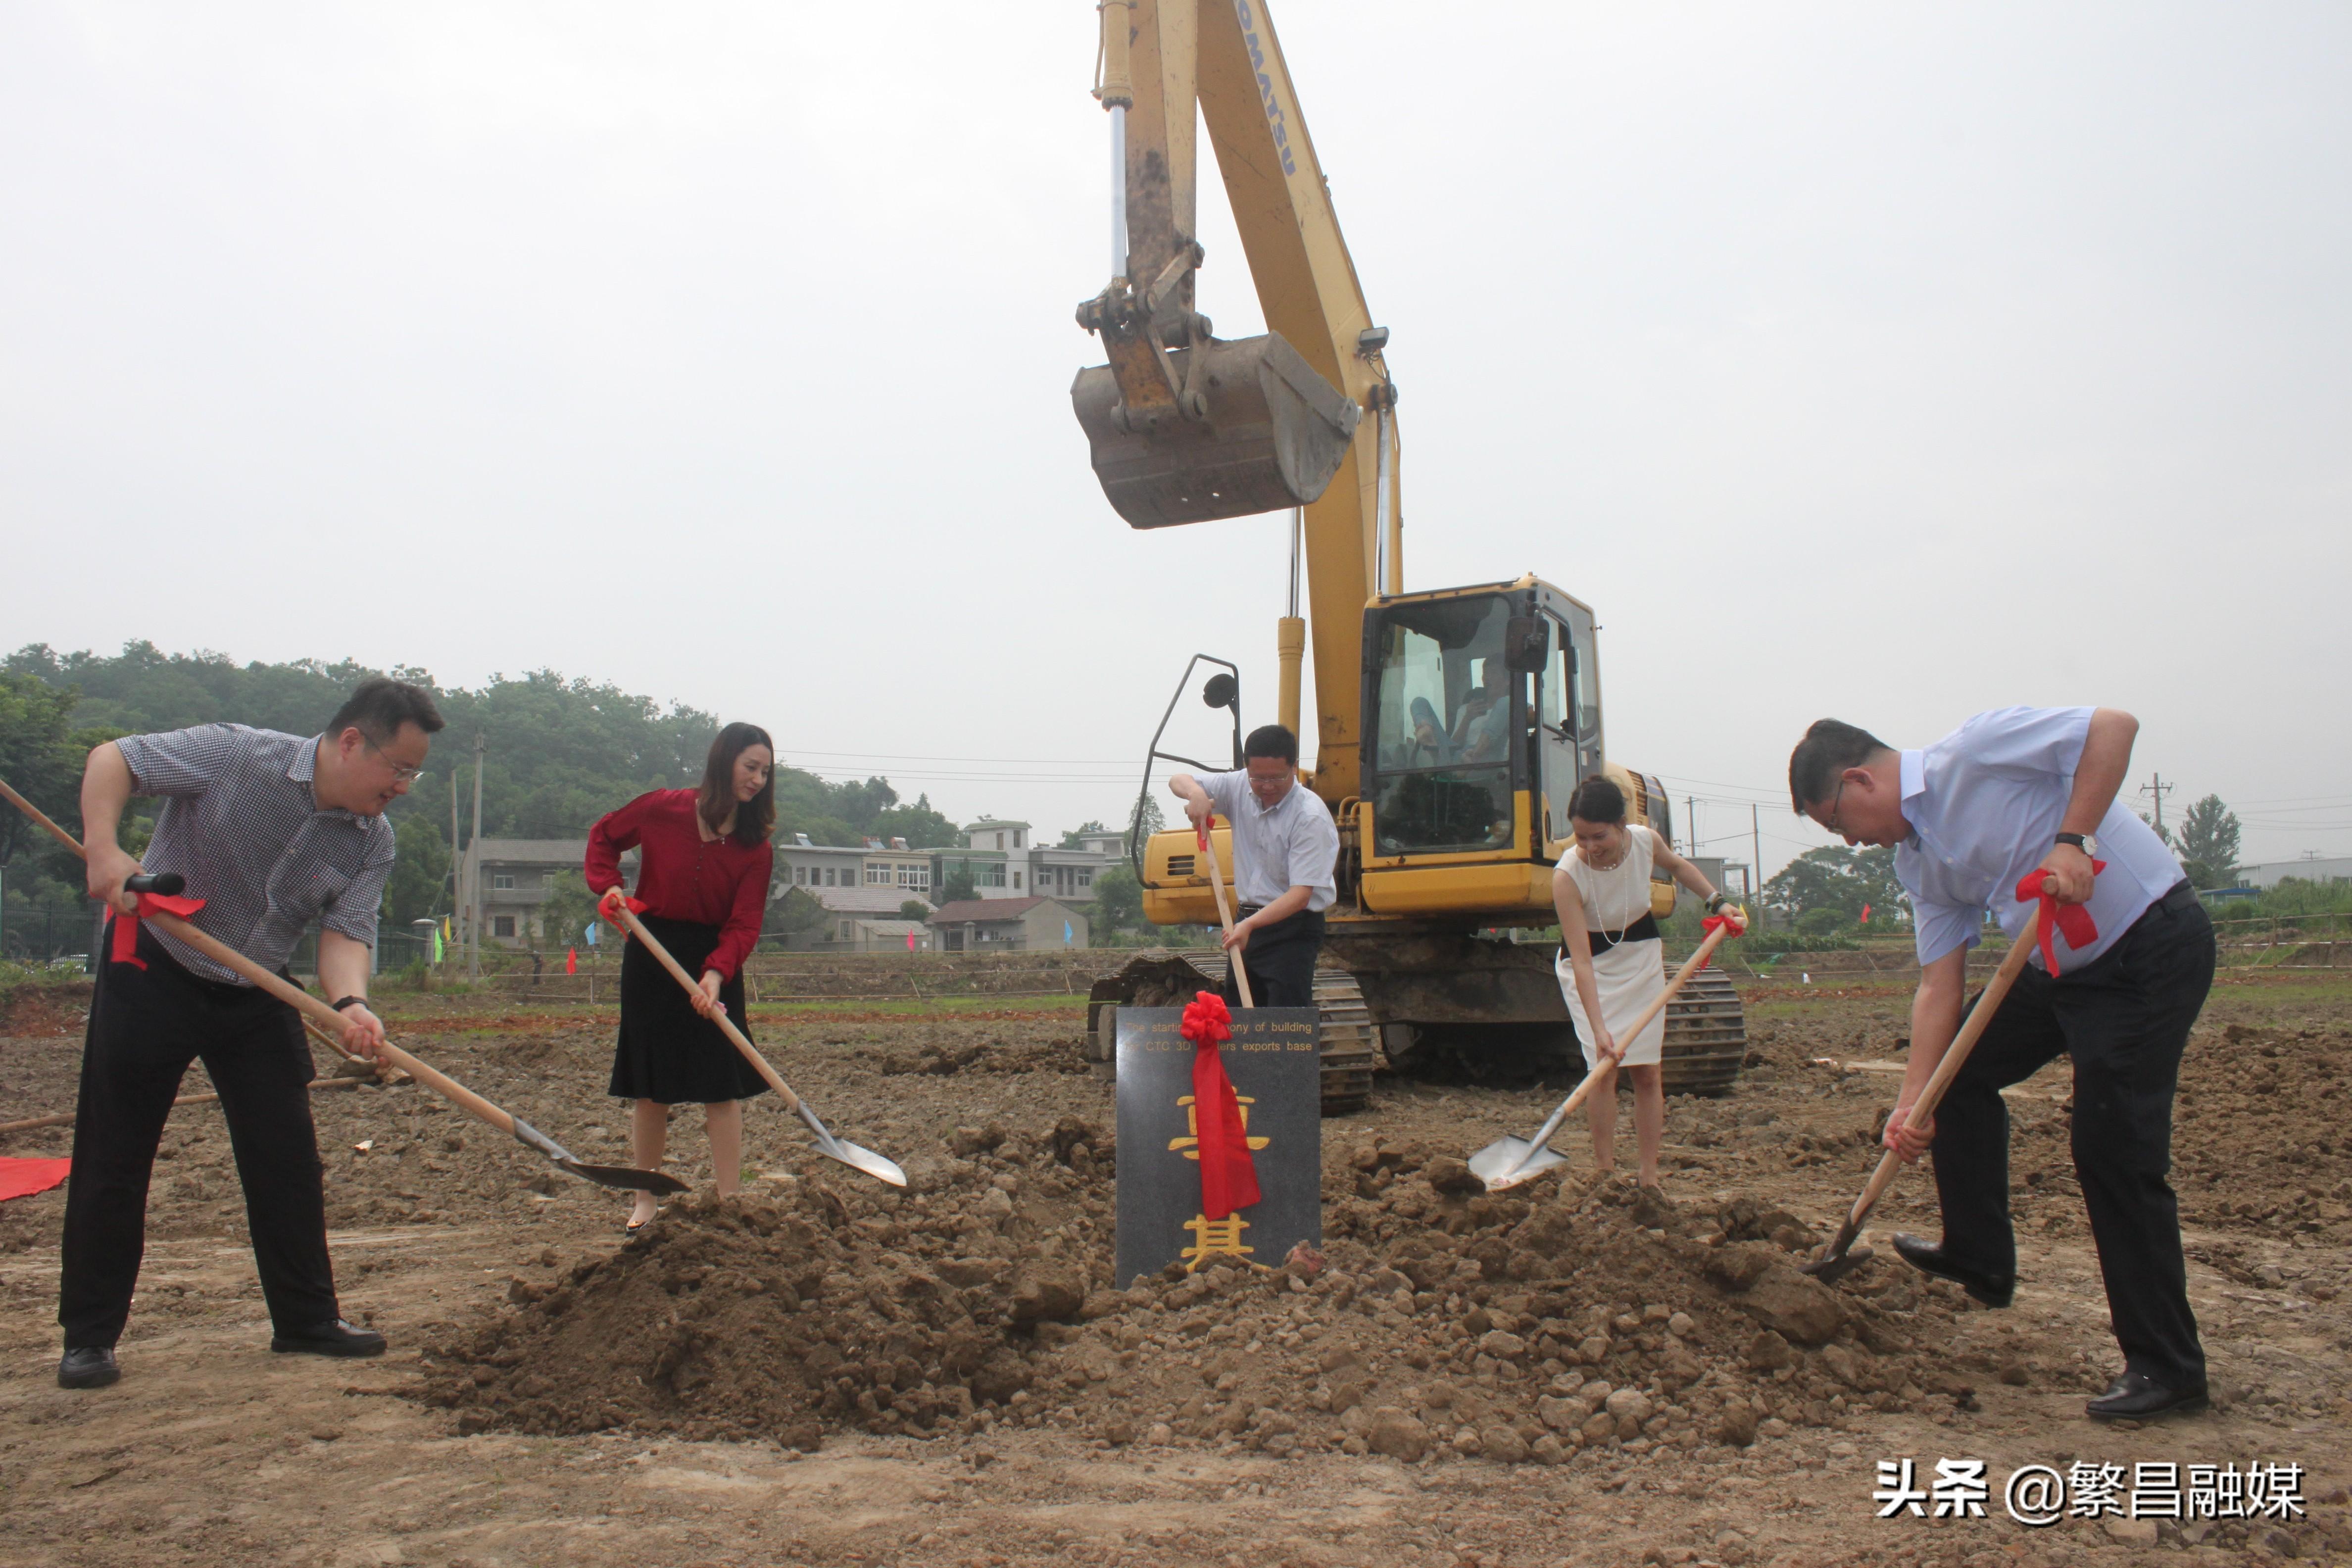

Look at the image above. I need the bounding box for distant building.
[835,918,932,952]
[467,838,636,947]
[965,819,1031,852]
[776,833,869,893]
[1029,844,1109,904]
[927,896,1089,952]
[2235,857,2352,890]
[1072,827,1130,860]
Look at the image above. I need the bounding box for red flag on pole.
[565,948,578,975]
[1859,904,1871,924]
[906,931,917,951]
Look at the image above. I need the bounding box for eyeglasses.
[363,735,425,785]
[1824,778,1848,835]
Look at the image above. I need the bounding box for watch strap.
[330,994,368,1013]
[2054,833,2089,850]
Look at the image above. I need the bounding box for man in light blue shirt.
[1790,707,2213,1422]
[1170,723,1339,1008]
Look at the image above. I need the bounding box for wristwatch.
[331,995,368,1013]
[2055,832,2097,856]
[1705,892,1730,914]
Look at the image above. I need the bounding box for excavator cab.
[1355,579,1648,922]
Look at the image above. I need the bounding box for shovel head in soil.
[1467,1135,1572,1193]
[794,1100,906,1188]
[512,1118,689,1197]
[1072,332,1361,528]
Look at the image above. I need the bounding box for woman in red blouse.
[586,722,776,1229]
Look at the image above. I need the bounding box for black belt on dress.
[1562,913,1660,960]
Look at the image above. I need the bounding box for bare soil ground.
[3,973,2350,1568]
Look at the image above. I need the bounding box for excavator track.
[1658,966,1747,1097]
[1085,953,1378,1115]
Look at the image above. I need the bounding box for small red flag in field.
[565,948,578,974]
[1859,904,1871,924]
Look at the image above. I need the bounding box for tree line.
[0,642,965,941]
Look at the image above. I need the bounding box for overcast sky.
[5,2,2347,880]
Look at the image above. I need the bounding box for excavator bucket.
[1072,332,1361,529]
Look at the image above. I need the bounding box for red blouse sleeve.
[705,841,774,980]
[586,790,662,894]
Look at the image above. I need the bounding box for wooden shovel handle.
[1835,900,2048,1230]
[1197,824,1255,1010]
[143,909,519,1136]
[1604,917,1736,1057]
[602,897,803,1113]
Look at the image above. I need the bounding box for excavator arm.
[1075,0,1399,803]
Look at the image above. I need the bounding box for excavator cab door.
[1072,331,1361,528]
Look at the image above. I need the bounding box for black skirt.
[607,913,770,1105]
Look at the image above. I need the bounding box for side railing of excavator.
[1128,655,1244,881]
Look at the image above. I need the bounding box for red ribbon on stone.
[1181,990,1261,1221]
[109,891,207,969]
[1695,913,1743,971]
[2014,861,2105,977]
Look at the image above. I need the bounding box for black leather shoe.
[2087,1372,2209,1421]
[1890,1233,2015,1308]
[270,1319,387,1358]
[57,1347,120,1389]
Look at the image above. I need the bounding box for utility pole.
[1687,795,1698,859]
[1752,802,1763,903]
[467,734,486,980]
[2140,773,2174,835]
[446,770,461,978]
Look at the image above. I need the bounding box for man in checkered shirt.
[57,678,443,1391]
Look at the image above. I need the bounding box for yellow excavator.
[1073,0,1745,1111]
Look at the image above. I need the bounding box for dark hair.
[699,722,777,847]
[1566,775,1625,825]
[1788,719,1889,813]
[327,677,444,743]
[1243,724,1298,767]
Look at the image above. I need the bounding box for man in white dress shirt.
[1790,707,2213,1421]
[1169,725,1340,1008]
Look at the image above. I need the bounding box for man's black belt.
[1563,913,1660,960]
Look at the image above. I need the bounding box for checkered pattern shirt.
[113,724,396,985]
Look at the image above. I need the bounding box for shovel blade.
[1072,332,1362,528]
[1468,1136,1571,1193]
[1801,1241,1875,1283]
[558,1158,690,1196]
[793,1100,906,1188]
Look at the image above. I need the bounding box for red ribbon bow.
[1695,913,1743,971]
[1180,990,1261,1221]
[110,891,207,969]
[2014,861,2105,977]
[599,889,648,923]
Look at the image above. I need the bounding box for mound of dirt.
[421,1126,1124,1445]
[426,1121,2003,1464]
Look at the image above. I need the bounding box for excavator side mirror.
[1202,673,1239,710]
[1504,617,1549,675]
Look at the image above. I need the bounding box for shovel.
[599,894,906,1187]
[1470,917,1739,1193]
[1802,898,2047,1284]
[1198,821,1254,1009]
[0,776,684,1198]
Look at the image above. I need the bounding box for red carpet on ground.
[0,1157,70,1201]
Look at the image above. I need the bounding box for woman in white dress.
[1553,776,1743,1187]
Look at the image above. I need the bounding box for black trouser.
[1220,907,1325,1009]
[59,919,339,1348]
[1929,882,2213,1388]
